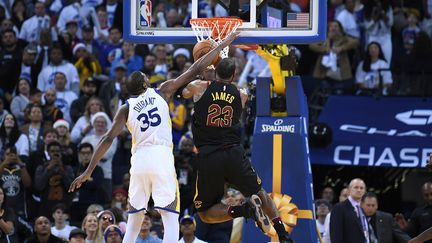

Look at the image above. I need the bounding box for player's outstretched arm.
[69,105,129,192]
[159,31,240,100]
[182,80,207,99]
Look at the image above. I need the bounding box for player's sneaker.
[248,194,271,234]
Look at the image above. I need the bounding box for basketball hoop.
[190,17,242,59]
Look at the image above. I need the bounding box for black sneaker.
[248,194,271,234]
[278,233,294,243]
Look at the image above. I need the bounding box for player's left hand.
[68,172,91,192]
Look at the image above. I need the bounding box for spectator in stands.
[396,182,432,242]
[73,142,104,221]
[19,43,42,89]
[21,104,50,153]
[110,42,143,79]
[180,215,207,243]
[109,207,127,234]
[0,185,17,242]
[170,94,186,146]
[355,42,392,95]
[52,72,78,123]
[81,24,102,57]
[81,213,100,242]
[404,31,432,96]
[37,44,80,96]
[0,29,22,105]
[339,187,349,202]
[171,48,190,73]
[104,224,123,243]
[363,0,393,63]
[56,0,85,38]
[100,26,123,74]
[0,113,29,161]
[0,98,8,126]
[26,216,64,243]
[141,54,166,88]
[361,192,410,243]
[18,1,50,44]
[94,8,109,42]
[86,204,103,216]
[10,0,26,29]
[10,78,31,126]
[99,66,128,118]
[70,77,97,123]
[153,44,169,77]
[81,111,116,203]
[111,187,127,218]
[73,43,102,89]
[42,89,64,127]
[310,20,359,94]
[53,119,76,167]
[176,135,197,214]
[97,210,116,242]
[315,199,331,238]
[135,213,162,243]
[0,145,31,219]
[68,228,86,243]
[330,178,367,243]
[51,203,77,240]
[34,141,74,217]
[336,0,360,39]
[60,20,82,60]
[321,187,335,204]
[402,9,421,55]
[71,97,105,144]
[27,128,59,179]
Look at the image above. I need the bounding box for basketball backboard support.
[123,0,326,44]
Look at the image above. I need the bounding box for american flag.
[286,13,310,28]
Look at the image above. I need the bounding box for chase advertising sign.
[311,96,432,167]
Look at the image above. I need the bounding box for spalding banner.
[311,96,432,167]
[242,76,318,243]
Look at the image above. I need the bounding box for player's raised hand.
[68,172,91,192]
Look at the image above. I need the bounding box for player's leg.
[123,171,150,242]
[257,188,293,242]
[159,210,180,243]
[123,210,145,242]
[194,147,231,223]
[228,149,292,242]
[150,147,181,242]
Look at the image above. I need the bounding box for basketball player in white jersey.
[69,32,239,242]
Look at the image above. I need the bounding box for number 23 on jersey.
[206,104,233,127]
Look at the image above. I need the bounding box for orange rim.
[190,17,242,40]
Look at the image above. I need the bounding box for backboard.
[124,0,326,44]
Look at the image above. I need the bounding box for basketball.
[192,40,221,66]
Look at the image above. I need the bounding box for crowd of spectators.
[0,0,430,241]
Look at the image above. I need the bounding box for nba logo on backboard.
[138,0,152,28]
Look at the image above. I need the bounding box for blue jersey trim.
[127,207,146,214]
[154,206,180,214]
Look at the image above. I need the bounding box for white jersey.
[126,88,172,153]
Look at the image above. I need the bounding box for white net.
[190,18,242,58]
